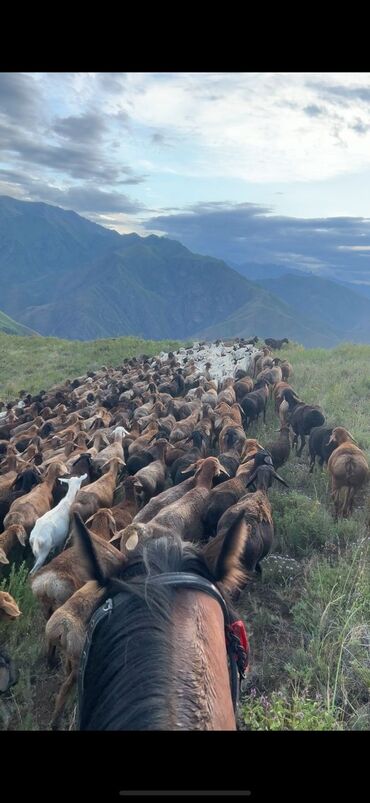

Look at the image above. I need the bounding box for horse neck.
[81,586,235,731]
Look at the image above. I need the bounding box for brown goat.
[327,427,369,518]
[119,456,228,549]
[3,461,68,534]
[71,457,124,523]
[45,580,105,729]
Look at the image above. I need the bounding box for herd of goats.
[0,335,369,729]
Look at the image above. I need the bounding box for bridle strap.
[77,572,240,727]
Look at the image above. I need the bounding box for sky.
[2,71,370,283]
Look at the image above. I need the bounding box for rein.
[77,572,249,728]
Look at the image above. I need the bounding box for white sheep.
[29,474,88,575]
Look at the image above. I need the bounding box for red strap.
[227,620,250,674]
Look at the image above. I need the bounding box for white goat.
[29,474,88,575]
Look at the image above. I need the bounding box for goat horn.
[273,470,289,487]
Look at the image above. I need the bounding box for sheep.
[327,427,369,518]
[308,426,336,473]
[45,580,106,729]
[29,473,88,575]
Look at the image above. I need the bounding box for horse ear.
[73,513,127,585]
[202,520,250,592]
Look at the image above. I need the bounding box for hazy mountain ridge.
[1,195,369,346]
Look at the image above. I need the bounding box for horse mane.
[80,534,228,731]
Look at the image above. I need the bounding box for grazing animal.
[327,427,369,518]
[264,338,289,350]
[29,474,88,575]
[216,465,288,580]
[45,580,105,729]
[74,513,249,730]
[265,426,291,469]
[308,426,336,473]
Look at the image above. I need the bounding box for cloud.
[53,112,107,143]
[0,73,42,126]
[303,104,325,117]
[144,201,370,282]
[0,168,144,214]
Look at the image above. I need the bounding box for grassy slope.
[0,332,182,401]
[0,311,38,337]
[1,341,370,730]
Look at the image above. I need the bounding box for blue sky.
[2,71,370,282]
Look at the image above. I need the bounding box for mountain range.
[1,195,370,347]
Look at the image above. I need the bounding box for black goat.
[308,425,336,473]
[286,399,325,456]
[264,338,289,350]
[240,380,269,428]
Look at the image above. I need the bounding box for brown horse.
[74,514,250,730]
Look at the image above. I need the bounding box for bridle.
[77,572,249,728]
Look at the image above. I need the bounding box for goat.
[264,338,289,350]
[120,457,228,548]
[71,457,124,523]
[29,528,122,618]
[286,398,325,457]
[216,464,288,580]
[202,443,264,536]
[240,381,269,428]
[45,579,106,729]
[327,427,369,518]
[264,425,291,469]
[29,474,88,575]
[308,426,336,473]
[0,523,27,564]
[3,461,68,535]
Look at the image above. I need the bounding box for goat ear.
[0,592,21,619]
[202,519,250,592]
[58,477,70,485]
[73,513,127,585]
[16,527,27,546]
[79,473,88,482]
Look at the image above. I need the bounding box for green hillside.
[0,332,182,400]
[0,310,39,337]
[195,287,340,347]
[256,274,370,344]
